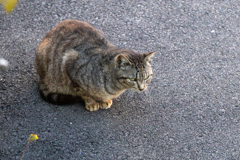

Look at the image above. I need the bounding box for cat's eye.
[130,78,136,81]
[145,75,150,80]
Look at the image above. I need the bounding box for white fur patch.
[61,50,78,72]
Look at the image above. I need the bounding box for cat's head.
[114,50,156,92]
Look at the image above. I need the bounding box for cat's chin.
[130,88,144,92]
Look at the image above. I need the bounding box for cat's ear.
[143,51,157,64]
[115,54,132,68]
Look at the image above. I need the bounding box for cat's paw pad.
[85,103,99,111]
[100,100,112,110]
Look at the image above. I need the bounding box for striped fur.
[35,19,156,111]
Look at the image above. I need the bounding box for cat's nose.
[138,84,145,91]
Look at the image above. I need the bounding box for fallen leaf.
[1,0,18,13]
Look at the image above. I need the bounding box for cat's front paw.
[83,97,100,111]
[100,100,112,110]
[85,103,99,111]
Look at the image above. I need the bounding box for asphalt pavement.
[1,0,240,159]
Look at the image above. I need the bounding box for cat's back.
[45,20,97,39]
[35,19,109,78]
[39,19,106,51]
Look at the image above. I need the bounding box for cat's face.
[115,51,156,92]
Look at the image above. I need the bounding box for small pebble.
[219,109,225,113]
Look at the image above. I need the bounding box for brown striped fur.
[35,19,156,111]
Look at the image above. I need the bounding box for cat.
[35,19,156,111]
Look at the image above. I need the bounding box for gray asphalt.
[1,0,240,159]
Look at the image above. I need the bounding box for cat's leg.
[82,97,100,111]
[99,100,112,110]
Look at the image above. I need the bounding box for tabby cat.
[35,19,156,111]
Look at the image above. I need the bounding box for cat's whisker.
[126,90,135,104]
[144,86,153,106]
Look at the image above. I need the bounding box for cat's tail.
[39,88,82,105]
[0,58,9,70]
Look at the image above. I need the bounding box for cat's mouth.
[131,87,146,92]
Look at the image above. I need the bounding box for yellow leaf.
[1,0,18,13]
[28,134,39,142]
